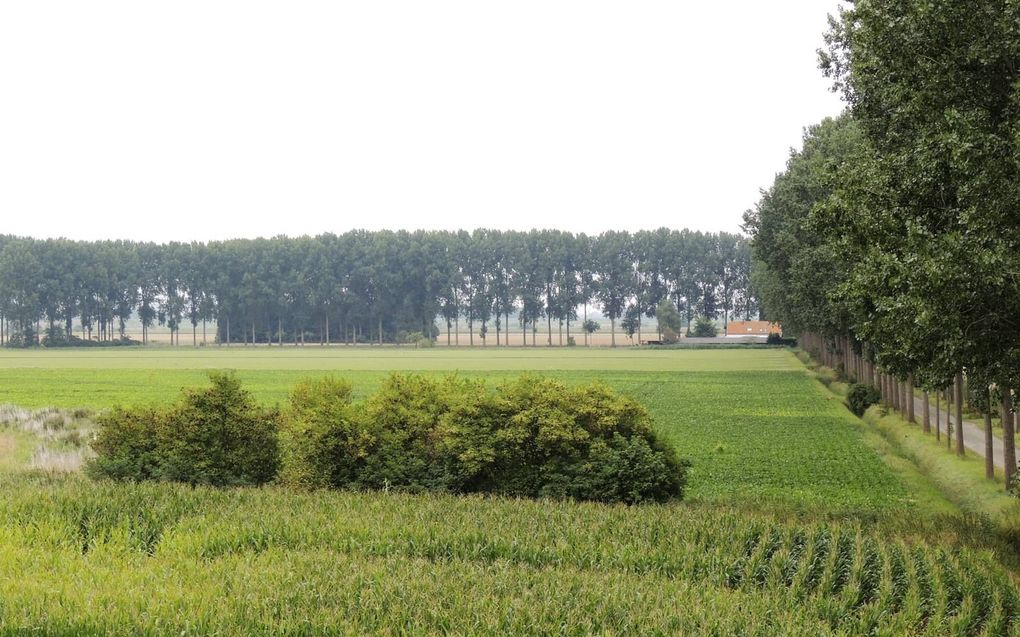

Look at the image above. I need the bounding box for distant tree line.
[745,3,1020,485]
[0,229,757,348]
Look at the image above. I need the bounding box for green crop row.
[0,474,1016,636]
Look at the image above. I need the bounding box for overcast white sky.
[0,2,845,242]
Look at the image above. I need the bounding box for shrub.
[655,300,684,344]
[41,330,141,347]
[279,377,360,488]
[88,373,281,487]
[279,373,688,504]
[691,317,718,338]
[765,333,799,346]
[87,406,164,482]
[846,383,882,417]
[157,373,280,487]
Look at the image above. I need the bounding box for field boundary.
[795,348,1020,522]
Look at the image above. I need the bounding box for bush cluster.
[281,374,688,503]
[691,317,718,338]
[90,373,688,504]
[283,375,689,503]
[88,373,280,487]
[765,333,797,346]
[846,383,882,417]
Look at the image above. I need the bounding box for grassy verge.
[794,348,1019,523]
[861,408,1018,519]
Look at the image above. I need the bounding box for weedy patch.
[0,404,96,473]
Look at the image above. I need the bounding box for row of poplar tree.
[0,229,757,348]
[745,2,1020,486]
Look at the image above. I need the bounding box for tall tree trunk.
[193,323,197,347]
[935,390,941,441]
[325,315,330,345]
[985,400,995,480]
[225,317,230,346]
[907,375,915,424]
[378,317,383,346]
[922,391,930,434]
[946,388,953,451]
[610,318,616,347]
[1004,392,1017,488]
[583,303,588,346]
[547,313,552,346]
[954,373,964,456]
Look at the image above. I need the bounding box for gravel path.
[909,394,1017,470]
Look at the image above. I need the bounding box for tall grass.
[0,474,1017,636]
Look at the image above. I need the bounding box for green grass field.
[0,346,1018,635]
[1,347,922,509]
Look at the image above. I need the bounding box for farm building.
[725,320,781,337]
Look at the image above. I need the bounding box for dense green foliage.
[746,0,1020,481]
[655,299,684,343]
[88,373,280,487]
[691,316,718,338]
[0,473,1015,635]
[282,374,687,504]
[0,229,756,348]
[90,366,686,503]
[846,383,881,418]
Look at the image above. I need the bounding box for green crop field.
[0,346,1018,635]
[0,347,926,509]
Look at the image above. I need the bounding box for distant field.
[0,347,925,510]
[0,345,797,371]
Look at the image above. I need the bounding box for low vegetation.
[88,373,280,487]
[91,372,687,504]
[846,383,882,417]
[1,473,1018,636]
[281,374,687,503]
[1,348,1016,634]
[691,316,718,337]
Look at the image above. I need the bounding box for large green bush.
[281,373,689,504]
[846,383,882,417]
[89,373,281,487]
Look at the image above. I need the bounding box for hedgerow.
[90,373,687,504]
[284,373,690,503]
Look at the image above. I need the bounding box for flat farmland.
[3,346,1019,635]
[0,347,932,509]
